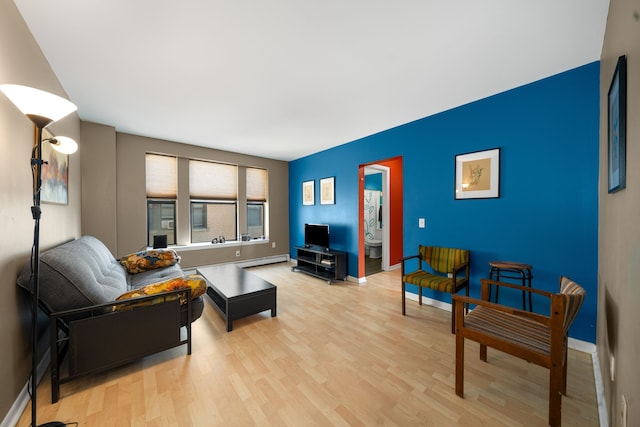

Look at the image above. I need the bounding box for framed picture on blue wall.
[302,180,315,205]
[320,176,335,204]
[608,55,626,194]
[455,148,500,199]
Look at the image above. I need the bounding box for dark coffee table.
[197,264,277,332]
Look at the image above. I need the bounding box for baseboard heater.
[234,254,290,268]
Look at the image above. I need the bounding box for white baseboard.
[1,349,50,427]
[192,254,290,273]
[388,263,401,271]
[233,254,290,268]
[591,348,609,427]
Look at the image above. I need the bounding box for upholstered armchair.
[401,245,470,333]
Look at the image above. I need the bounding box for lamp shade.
[0,84,77,128]
[47,136,78,154]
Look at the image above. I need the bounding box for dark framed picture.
[608,55,627,193]
[302,180,315,205]
[455,148,500,199]
[320,176,335,204]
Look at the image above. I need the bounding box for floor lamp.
[0,84,77,427]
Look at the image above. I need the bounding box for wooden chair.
[453,277,586,427]
[401,245,470,333]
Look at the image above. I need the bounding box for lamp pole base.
[38,422,67,427]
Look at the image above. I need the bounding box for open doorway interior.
[358,156,402,280]
[364,165,389,276]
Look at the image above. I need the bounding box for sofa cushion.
[115,274,206,308]
[119,249,180,274]
[16,235,206,323]
[127,262,184,289]
[16,236,129,313]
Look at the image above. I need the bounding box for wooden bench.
[453,277,585,427]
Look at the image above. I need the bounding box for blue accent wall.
[289,62,599,343]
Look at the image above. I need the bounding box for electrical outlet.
[621,395,628,427]
[235,250,240,257]
[272,242,276,248]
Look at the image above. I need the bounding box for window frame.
[146,199,177,247]
[189,199,238,244]
[247,201,265,239]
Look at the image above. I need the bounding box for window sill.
[163,238,269,252]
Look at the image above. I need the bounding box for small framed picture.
[608,55,627,193]
[302,180,315,205]
[455,148,500,200]
[320,177,335,205]
[41,128,70,205]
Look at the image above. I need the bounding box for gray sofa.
[16,235,204,402]
[17,235,204,319]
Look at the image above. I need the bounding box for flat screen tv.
[304,223,330,249]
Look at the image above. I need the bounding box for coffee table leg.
[271,292,277,317]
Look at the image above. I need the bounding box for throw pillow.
[114,274,207,310]
[119,249,180,274]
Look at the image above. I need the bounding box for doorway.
[358,157,403,279]
[364,165,388,275]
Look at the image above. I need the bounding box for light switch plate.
[419,218,425,228]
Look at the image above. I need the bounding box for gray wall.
[79,128,290,267]
[80,121,117,253]
[0,0,82,421]
[598,1,640,425]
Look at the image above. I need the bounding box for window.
[147,201,176,246]
[190,201,237,243]
[246,167,267,238]
[146,154,177,246]
[189,160,238,243]
[247,203,264,238]
[145,155,269,247]
[191,203,207,230]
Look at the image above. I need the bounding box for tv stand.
[293,246,347,284]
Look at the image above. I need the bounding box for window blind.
[246,167,267,202]
[146,154,177,198]
[189,160,238,200]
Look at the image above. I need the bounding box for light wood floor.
[19,263,599,426]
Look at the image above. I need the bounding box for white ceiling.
[14,0,609,161]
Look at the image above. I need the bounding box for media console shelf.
[293,246,347,284]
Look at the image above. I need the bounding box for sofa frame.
[49,288,192,403]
